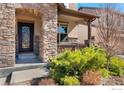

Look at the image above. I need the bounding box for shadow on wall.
[34,36,39,56]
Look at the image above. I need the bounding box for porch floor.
[16,53,41,64]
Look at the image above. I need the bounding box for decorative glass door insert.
[22,26,30,48]
[18,22,34,52]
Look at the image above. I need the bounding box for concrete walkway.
[16,53,41,64]
[0,53,49,85]
[0,63,49,85]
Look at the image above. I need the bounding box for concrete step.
[16,53,41,64]
[16,58,41,64]
[17,53,37,59]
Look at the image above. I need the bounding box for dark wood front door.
[18,22,34,52]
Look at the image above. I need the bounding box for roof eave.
[57,4,99,20]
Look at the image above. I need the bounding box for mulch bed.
[9,76,124,85]
[101,76,124,85]
[31,77,56,85]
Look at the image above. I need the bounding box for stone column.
[39,4,57,62]
[0,4,15,67]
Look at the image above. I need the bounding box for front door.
[18,22,34,52]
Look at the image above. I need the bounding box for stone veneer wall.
[0,4,15,67]
[39,4,57,62]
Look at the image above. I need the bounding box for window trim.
[57,22,69,43]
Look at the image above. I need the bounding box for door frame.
[18,22,34,53]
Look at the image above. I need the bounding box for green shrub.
[111,57,124,67]
[99,68,110,78]
[60,76,80,85]
[109,64,124,76]
[49,49,87,82]
[49,46,124,85]
[109,57,124,76]
[50,46,108,83]
[81,46,107,71]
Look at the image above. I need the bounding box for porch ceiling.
[16,8,41,18]
[58,14,86,23]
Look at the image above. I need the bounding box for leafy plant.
[109,57,124,76]
[111,57,124,67]
[49,49,87,83]
[60,76,80,85]
[81,46,107,72]
[99,68,110,78]
[49,45,124,85]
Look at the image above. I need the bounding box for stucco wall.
[77,24,88,44]
[68,22,89,44]
[0,4,15,67]
[68,21,78,38]
[118,37,124,54]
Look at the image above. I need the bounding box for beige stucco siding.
[118,37,124,54]
[77,24,88,44]
[68,21,78,38]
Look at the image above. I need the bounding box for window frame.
[57,22,69,43]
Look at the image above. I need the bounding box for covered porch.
[57,4,99,52]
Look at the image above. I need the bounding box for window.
[57,23,68,43]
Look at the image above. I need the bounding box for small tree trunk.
[106,54,111,70]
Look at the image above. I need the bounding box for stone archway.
[0,3,57,67]
[15,4,58,62]
[15,8,43,64]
